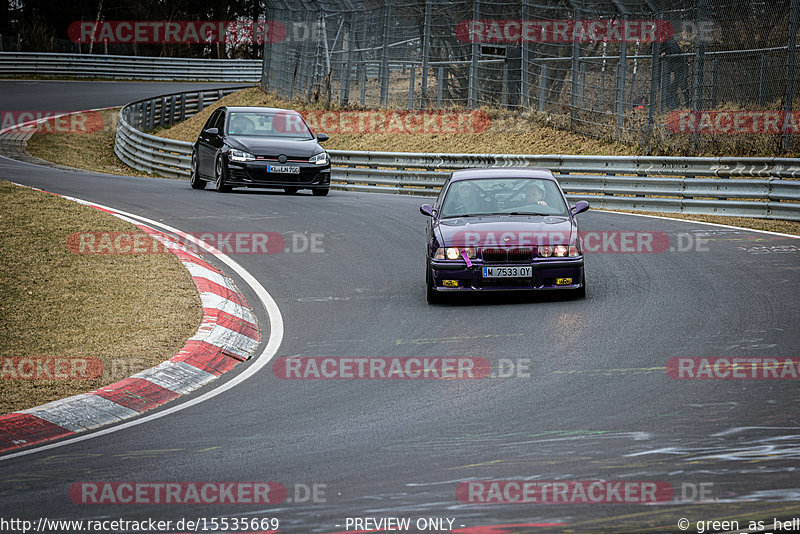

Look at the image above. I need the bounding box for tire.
[284,187,299,194]
[214,156,231,193]
[312,187,329,197]
[426,266,442,304]
[189,150,205,189]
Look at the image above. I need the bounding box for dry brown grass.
[0,181,201,414]
[26,108,152,178]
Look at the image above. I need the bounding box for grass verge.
[25,107,152,177]
[0,181,202,414]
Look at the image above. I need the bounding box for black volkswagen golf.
[190,106,331,195]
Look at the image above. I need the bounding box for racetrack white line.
[0,197,284,462]
[595,209,800,240]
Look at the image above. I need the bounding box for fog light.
[443,280,459,287]
[556,278,573,285]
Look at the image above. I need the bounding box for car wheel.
[284,187,299,194]
[214,156,231,193]
[312,187,329,197]
[189,150,205,189]
[426,266,442,304]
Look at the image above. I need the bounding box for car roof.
[450,167,557,182]
[223,106,299,114]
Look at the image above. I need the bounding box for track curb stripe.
[0,186,261,452]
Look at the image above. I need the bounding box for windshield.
[439,178,568,218]
[226,111,315,140]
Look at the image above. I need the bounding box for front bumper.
[226,161,330,189]
[428,257,585,292]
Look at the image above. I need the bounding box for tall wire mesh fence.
[261,0,799,153]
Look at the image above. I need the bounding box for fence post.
[647,26,661,149]
[521,0,530,108]
[380,4,391,106]
[261,6,272,91]
[341,13,353,105]
[437,66,444,107]
[468,0,480,108]
[691,0,708,150]
[784,0,798,151]
[538,63,547,112]
[615,14,629,139]
[420,0,432,108]
[579,62,586,107]
[408,64,416,109]
[570,7,580,129]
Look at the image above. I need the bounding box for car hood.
[227,137,322,158]
[434,215,577,247]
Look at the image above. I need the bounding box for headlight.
[228,149,255,162]
[309,152,329,165]
[434,247,476,261]
[553,245,568,257]
[538,245,552,257]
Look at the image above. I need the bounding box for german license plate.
[482,266,532,278]
[267,165,300,174]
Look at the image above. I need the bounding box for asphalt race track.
[1,81,800,534]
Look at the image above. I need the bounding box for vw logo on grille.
[278,154,288,163]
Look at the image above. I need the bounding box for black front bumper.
[226,161,330,189]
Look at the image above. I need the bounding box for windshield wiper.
[506,211,548,216]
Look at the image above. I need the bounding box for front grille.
[481,247,507,262]
[480,247,533,263]
[507,247,533,262]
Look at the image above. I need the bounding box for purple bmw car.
[420,168,589,303]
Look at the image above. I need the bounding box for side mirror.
[420,204,435,217]
[204,127,219,136]
[570,200,590,216]
[317,133,329,143]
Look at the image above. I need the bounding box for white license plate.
[482,266,533,278]
[267,165,300,174]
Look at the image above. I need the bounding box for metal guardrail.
[115,87,250,177]
[0,52,261,81]
[114,88,800,221]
